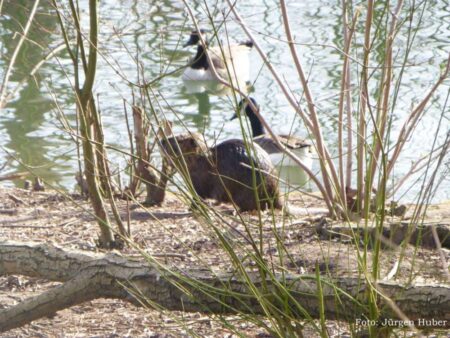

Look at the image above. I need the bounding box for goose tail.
[239,40,254,48]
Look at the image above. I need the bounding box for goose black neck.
[248,113,265,137]
[191,45,209,70]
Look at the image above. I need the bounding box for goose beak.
[229,113,238,121]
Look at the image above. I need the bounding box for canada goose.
[182,29,253,84]
[160,133,281,211]
[231,97,312,168]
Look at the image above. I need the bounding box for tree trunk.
[0,241,448,332]
[317,220,450,249]
[73,0,116,248]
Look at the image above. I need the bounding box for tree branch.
[0,241,448,332]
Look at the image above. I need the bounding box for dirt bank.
[0,186,448,337]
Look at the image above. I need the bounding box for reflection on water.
[0,0,71,188]
[182,91,212,127]
[183,80,230,96]
[0,0,449,200]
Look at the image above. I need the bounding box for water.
[0,0,449,201]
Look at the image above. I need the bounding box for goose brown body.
[160,133,281,211]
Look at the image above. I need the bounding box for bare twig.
[387,142,448,198]
[2,43,66,104]
[356,0,374,214]
[279,0,342,211]
[367,0,404,190]
[182,0,334,214]
[223,0,336,214]
[0,0,40,107]
[387,54,450,178]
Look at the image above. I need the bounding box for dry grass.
[0,186,448,336]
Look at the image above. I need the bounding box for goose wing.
[278,134,311,149]
[209,44,252,69]
[253,135,281,155]
[209,50,226,69]
[253,135,310,154]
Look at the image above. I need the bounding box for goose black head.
[230,97,265,137]
[230,97,259,120]
[240,97,259,117]
[183,29,208,47]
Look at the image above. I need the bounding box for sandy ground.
[0,186,448,337]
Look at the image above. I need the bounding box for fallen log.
[0,241,448,332]
[317,220,450,249]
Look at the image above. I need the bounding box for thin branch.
[368,0,404,190]
[2,43,66,104]
[224,0,337,214]
[183,0,335,214]
[338,2,359,203]
[357,0,374,213]
[279,0,342,211]
[387,141,448,198]
[387,54,450,177]
[0,0,41,107]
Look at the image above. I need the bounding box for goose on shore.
[160,132,281,211]
[182,29,253,85]
[231,97,312,168]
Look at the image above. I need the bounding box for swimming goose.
[182,29,253,84]
[231,97,312,168]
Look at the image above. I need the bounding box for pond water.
[0,0,449,202]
